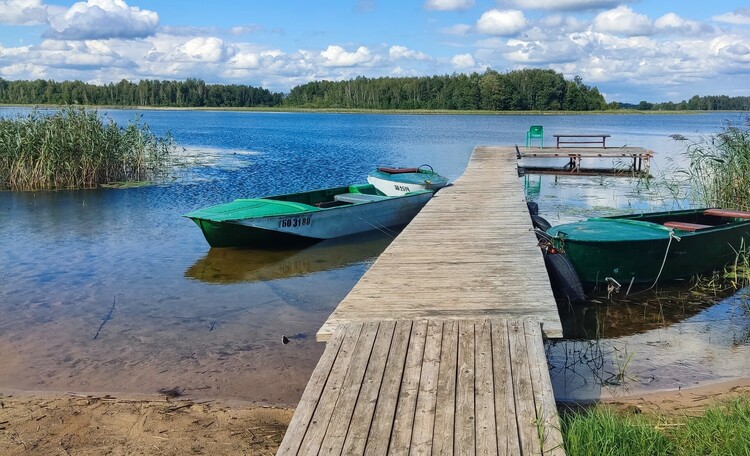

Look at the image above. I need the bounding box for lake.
[0,109,748,405]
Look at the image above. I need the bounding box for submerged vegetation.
[561,396,750,456]
[0,107,178,191]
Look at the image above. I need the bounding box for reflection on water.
[549,291,750,401]
[185,231,396,284]
[0,109,747,405]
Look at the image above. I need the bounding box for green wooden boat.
[185,183,432,248]
[546,208,750,285]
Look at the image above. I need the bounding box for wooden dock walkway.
[278,146,565,455]
[519,146,653,175]
[318,146,562,341]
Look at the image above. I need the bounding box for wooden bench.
[704,208,750,219]
[553,134,610,149]
[663,221,712,232]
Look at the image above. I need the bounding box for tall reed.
[673,116,750,211]
[0,107,176,190]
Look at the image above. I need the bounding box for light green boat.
[185,183,432,248]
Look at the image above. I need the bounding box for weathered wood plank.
[320,321,380,455]
[410,320,444,455]
[341,321,396,455]
[507,319,543,456]
[389,320,429,455]
[364,320,412,456]
[524,318,565,456]
[276,323,349,455]
[455,320,476,456]
[432,320,459,456]
[475,320,498,455]
[491,320,520,456]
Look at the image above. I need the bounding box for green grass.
[0,107,177,191]
[561,396,750,456]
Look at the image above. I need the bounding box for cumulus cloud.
[424,0,474,11]
[712,8,750,25]
[497,0,627,11]
[593,6,652,36]
[320,45,377,67]
[46,0,158,40]
[450,53,475,68]
[389,45,431,61]
[654,13,709,35]
[0,0,47,25]
[476,9,526,36]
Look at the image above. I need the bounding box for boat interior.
[266,184,389,209]
[622,208,750,232]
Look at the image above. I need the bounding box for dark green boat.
[546,208,750,285]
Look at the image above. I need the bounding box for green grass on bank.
[561,396,750,456]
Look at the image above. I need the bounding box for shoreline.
[2,378,748,455]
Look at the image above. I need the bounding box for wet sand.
[1,378,748,455]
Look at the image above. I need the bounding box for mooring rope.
[355,215,400,238]
[631,229,681,295]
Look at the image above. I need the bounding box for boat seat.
[663,221,712,232]
[334,193,389,204]
[704,208,750,219]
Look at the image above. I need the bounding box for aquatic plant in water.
[0,107,178,190]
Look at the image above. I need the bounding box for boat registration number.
[279,216,312,228]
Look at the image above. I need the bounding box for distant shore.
[0,103,727,116]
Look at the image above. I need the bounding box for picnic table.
[553,134,610,148]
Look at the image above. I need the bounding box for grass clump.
[0,107,177,190]
[561,396,750,456]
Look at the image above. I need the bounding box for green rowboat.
[367,165,449,196]
[547,208,750,285]
[185,184,432,248]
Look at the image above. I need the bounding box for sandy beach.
[1,378,748,455]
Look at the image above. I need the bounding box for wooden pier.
[519,146,653,176]
[278,146,565,455]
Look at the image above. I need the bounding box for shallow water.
[0,109,747,404]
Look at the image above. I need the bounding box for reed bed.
[673,116,750,211]
[0,107,176,190]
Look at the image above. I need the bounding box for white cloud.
[654,13,708,35]
[476,9,527,36]
[440,23,472,35]
[389,45,431,61]
[319,45,376,67]
[0,0,47,25]
[712,8,750,25]
[424,0,474,11]
[497,0,627,11]
[46,0,158,40]
[593,6,652,37]
[177,37,230,62]
[450,53,475,68]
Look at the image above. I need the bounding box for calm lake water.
[0,109,748,405]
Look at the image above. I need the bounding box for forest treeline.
[0,69,747,111]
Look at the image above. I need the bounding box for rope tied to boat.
[632,228,681,295]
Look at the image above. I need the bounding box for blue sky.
[1,0,749,103]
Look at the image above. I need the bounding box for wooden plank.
[492,320,520,456]
[524,318,565,456]
[389,320,429,455]
[276,323,348,455]
[432,320,459,456]
[507,318,543,456]
[297,323,364,454]
[455,320,476,456]
[341,321,397,455]
[410,320,444,455]
[364,320,412,456]
[475,320,498,455]
[320,321,380,454]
